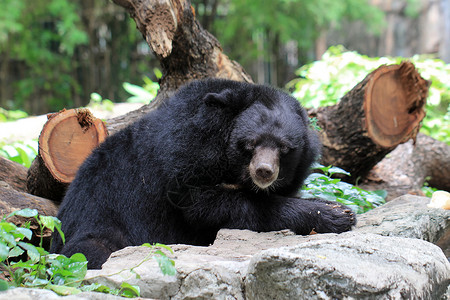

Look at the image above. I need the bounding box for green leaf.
[18,241,40,263]
[39,215,56,231]
[0,231,17,247]
[25,277,50,287]
[48,284,82,296]
[53,220,65,245]
[0,279,10,291]
[91,284,113,293]
[79,283,102,292]
[16,227,33,240]
[36,246,49,256]
[7,208,38,219]
[372,189,388,199]
[153,68,162,79]
[14,146,31,168]
[154,254,176,276]
[119,282,141,298]
[154,243,174,254]
[0,242,10,261]
[8,246,25,258]
[0,221,17,231]
[90,92,102,103]
[327,166,351,176]
[123,82,152,98]
[141,243,153,248]
[69,252,87,263]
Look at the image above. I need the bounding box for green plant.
[0,140,38,167]
[289,45,450,144]
[421,178,438,198]
[0,209,175,297]
[0,108,28,122]
[302,164,386,214]
[88,92,115,112]
[124,73,160,104]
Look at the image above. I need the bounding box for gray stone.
[245,232,450,300]
[84,230,450,300]
[3,195,450,299]
[0,287,129,300]
[85,234,252,300]
[355,194,450,256]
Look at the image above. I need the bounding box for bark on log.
[0,156,27,192]
[309,61,429,182]
[27,108,108,202]
[107,0,253,134]
[360,133,450,200]
[0,181,59,249]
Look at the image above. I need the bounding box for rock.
[0,287,130,300]
[2,194,450,299]
[85,229,326,299]
[355,194,450,256]
[83,229,449,300]
[245,232,450,300]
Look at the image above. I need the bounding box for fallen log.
[0,181,59,249]
[0,156,27,192]
[27,108,108,202]
[360,133,450,200]
[309,61,429,182]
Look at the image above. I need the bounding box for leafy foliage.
[88,93,115,112]
[0,108,28,122]
[0,0,88,111]
[89,73,160,107]
[289,45,450,144]
[212,0,384,66]
[0,209,176,297]
[0,140,38,168]
[0,0,154,114]
[421,180,438,198]
[302,164,386,214]
[123,74,160,104]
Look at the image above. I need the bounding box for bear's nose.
[256,163,275,180]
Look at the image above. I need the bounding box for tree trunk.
[0,156,28,192]
[0,181,59,249]
[309,61,429,182]
[360,133,450,201]
[27,109,108,202]
[107,0,253,134]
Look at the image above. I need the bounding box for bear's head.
[220,85,321,196]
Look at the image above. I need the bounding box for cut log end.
[39,108,108,183]
[364,61,428,148]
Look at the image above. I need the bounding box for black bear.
[51,79,356,269]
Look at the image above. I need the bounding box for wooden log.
[108,0,253,134]
[360,133,450,201]
[27,108,108,202]
[0,156,28,192]
[309,61,429,182]
[0,181,59,249]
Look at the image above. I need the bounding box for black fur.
[51,79,356,269]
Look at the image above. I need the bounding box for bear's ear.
[203,89,233,108]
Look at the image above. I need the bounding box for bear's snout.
[256,163,275,180]
[249,147,280,189]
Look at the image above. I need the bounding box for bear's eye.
[244,140,256,151]
[280,144,291,154]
